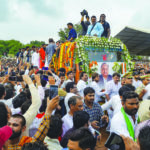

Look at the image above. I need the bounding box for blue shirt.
[101,21,110,37]
[46,43,57,64]
[16,52,20,58]
[86,22,104,37]
[67,28,77,40]
[83,102,104,127]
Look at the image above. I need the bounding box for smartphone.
[9,76,16,81]
[105,132,125,150]
[42,75,49,81]
[16,76,23,82]
[49,85,58,100]
[42,67,48,71]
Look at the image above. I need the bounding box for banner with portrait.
[96,62,124,89]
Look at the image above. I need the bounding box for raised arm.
[23,75,41,136]
[32,96,59,142]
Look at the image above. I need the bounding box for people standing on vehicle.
[67,23,77,42]
[99,14,110,38]
[86,16,104,37]
[80,10,90,36]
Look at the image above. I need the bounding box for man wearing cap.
[132,72,142,89]
[136,75,150,100]
[123,72,134,85]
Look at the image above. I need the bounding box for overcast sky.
[0,0,150,44]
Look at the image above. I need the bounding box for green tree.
[0,39,45,57]
[58,23,82,42]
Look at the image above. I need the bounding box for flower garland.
[51,36,133,75]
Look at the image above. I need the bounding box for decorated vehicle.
[50,36,134,82]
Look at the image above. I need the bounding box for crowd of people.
[0,10,150,150]
[0,52,150,150]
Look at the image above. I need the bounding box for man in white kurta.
[132,72,142,89]
[110,91,139,140]
[77,72,89,98]
[105,73,121,100]
[32,49,40,68]
[90,73,106,102]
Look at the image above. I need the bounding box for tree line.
[0,40,45,57]
[0,23,82,57]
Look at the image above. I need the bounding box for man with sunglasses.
[123,72,134,86]
[99,14,110,38]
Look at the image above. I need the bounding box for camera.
[80,9,88,16]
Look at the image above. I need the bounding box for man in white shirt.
[62,96,83,136]
[105,73,121,101]
[77,72,88,98]
[90,72,106,102]
[86,16,104,37]
[61,71,74,89]
[110,91,139,140]
[136,75,150,100]
[65,82,78,113]
[142,83,150,100]
[102,84,136,116]
[31,48,40,68]
[132,71,142,89]
[123,72,134,86]
[44,115,63,150]
[105,73,121,131]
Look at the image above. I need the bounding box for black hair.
[84,87,95,96]
[0,84,5,99]
[11,114,26,127]
[92,72,99,81]
[73,111,89,129]
[68,96,81,108]
[49,38,54,43]
[112,72,121,78]
[139,68,145,71]
[66,82,75,93]
[40,78,47,87]
[58,68,66,74]
[91,16,96,19]
[59,73,65,77]
[132,71,140,76]
[122,91,139,102]
[32,46,36,48]
[20,71,25,76]
[4,87,14,100]
[0,102,8,127]
[69,127,96,150]
[145,70,150,74]
[22,141,48,150]
[26,46,29,50]
[21,100,32,115]
[67,23,73,27]
[67,71,73,76]
[36,70,43,75]
[47,115,63,139]
[80,72,86,79]
[139,126,150,150]
[12,92,28,109]
[100,14,106,17]
[119,84,135,96]
[39,89,49,112]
